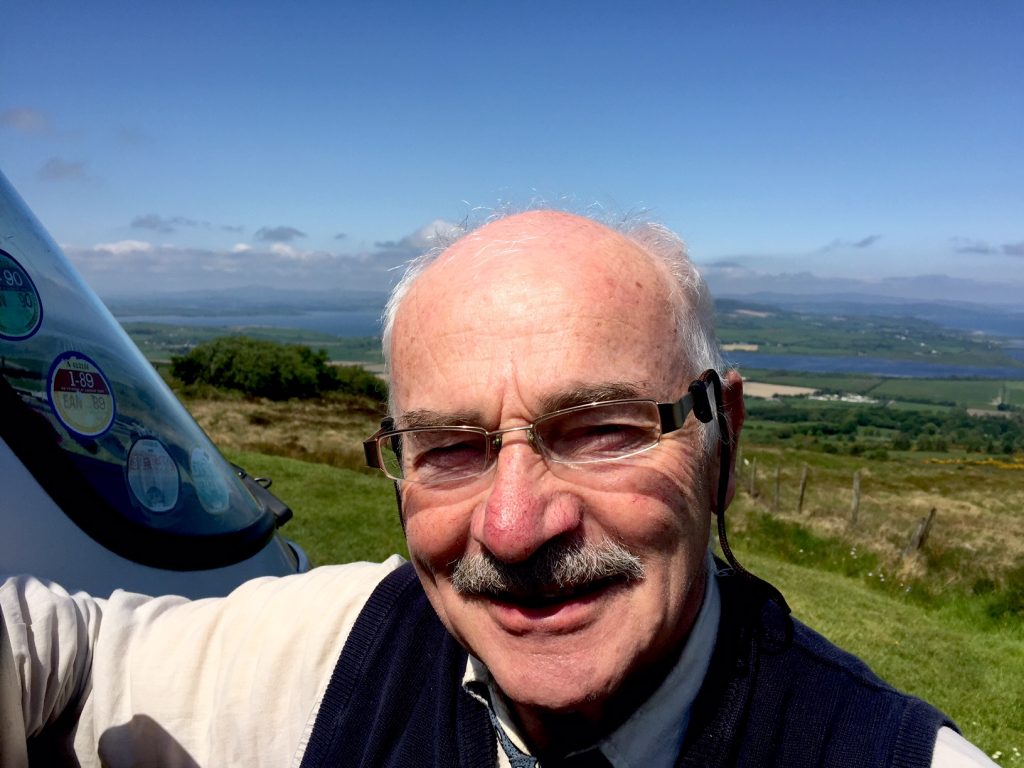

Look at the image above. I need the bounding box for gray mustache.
[450,538,645,597]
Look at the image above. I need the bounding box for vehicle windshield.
[0,170,276,568]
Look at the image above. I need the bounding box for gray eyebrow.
[398,409,483,429]
[397,382,650,429]
[538,382,649,413]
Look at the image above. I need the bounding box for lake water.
[117,310,1024,379]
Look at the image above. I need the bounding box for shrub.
[171,336,386,402]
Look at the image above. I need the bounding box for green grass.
[1006,381,1024,408]
[868,378,1006,408]
[740,368,1023,411]
[738,368,884,393]
[226,449,407,565]
[740,552,1023,761]
[225,448,1023,763]
[884,399,954,412]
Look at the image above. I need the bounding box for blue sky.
[2,2,1022,303]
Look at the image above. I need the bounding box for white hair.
[380,211,727,453]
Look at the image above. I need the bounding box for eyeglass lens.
[379,400,664,485]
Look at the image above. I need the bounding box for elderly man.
[1,212,993,767]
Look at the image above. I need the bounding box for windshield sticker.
[47,352,115,437]
[127,438,180,514]
[0,249,43,340]
[190,447,231,513]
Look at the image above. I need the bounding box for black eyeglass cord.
[702,370,791,616]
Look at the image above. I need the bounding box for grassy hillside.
[174,379,1024,761]
[224,448,1022,762]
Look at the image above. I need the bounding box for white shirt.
[0,555,995,767]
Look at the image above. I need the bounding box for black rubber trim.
[0,374,278,571]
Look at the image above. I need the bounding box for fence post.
[773,465,781,512]
[902,508,937,558]
[749,458,758,497]
[849,470,861,527]
[797,464,809,515]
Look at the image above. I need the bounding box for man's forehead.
[389,211,689,410]
[402,216,673,330]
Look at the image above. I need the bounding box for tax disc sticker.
[47,352,115,437]
[127,438,180,514]
[0,249,43,340]
[190,447,230,513]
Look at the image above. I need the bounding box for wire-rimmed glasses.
[363,391,699,487]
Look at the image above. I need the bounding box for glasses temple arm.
[699,369,791,616]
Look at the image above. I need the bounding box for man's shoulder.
[716,572,936,711]
[785,615,906,694]
[754,594,948,724]
[699,573,955,767]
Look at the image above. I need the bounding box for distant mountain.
[103,287,390,317]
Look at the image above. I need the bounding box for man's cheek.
[404,503,473,571]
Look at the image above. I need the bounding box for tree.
[171,336,386,402]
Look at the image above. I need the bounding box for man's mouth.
[481,574,627,610]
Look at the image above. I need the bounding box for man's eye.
[548,423,654,459]
[408,436,485,476]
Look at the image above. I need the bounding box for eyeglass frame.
[362,370,720,485]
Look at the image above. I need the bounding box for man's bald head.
[383,210,721,383]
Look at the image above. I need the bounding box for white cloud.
[374,218,460,250]
[270,243,300,258]
[409,218,461,248]
[59,220,457,297]
[94,240,154,255]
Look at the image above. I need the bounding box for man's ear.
[712,369,745,513]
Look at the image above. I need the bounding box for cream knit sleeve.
[1,556,404,768]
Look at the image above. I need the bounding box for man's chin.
[458,580,642,717]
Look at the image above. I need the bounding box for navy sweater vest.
[300,563,953,767]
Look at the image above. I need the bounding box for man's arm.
[1,558,403,768]
[933,726,998,767]
[1,575,105,766]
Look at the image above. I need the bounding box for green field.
[868,378,1007,407]
[740,367,1022,411]
[123,322,384,364]
[224,448,1023,763]
[737,368,885,393]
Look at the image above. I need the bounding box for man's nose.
[471,439,583,563]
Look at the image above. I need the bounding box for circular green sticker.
[0,249,43,340]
